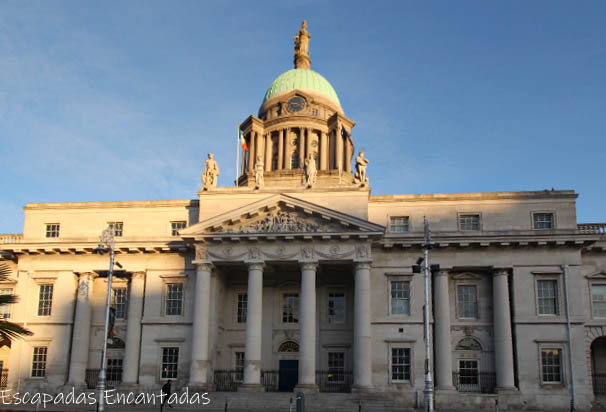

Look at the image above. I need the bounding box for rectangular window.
[459,214,480,231]
[541,348,562,383]
[108,222,123,237]
[457,285,478,319]
[283,293,299,323]
[328,352,345,383]
[161,347,179,379]
[31,347,47,377]
[107,358,123,383]
[328,293,345,324]
[237,293,247,323]
[38,284,54,316]
[234,351,245,382]
[391,348,411,382]
[533,213,554,230]
[165,283,184,316]
[389,216,409,232]
[592,285,606,318]
[391,281,410,315]
[111,287,128,319]
[0,289,13,319]
[45,223,60,238]
[458,359,479,387]
[537,279,559,315]
[171,221,186,236]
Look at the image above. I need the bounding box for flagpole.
[236,128,240,186]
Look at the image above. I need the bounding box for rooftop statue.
[293,21,311,69]
[202,153,220,190]
[354,150,369,186]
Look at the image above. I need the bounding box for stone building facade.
[0,22,605,410]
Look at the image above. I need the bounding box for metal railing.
[261,370,279,392]
[316,370,353,393]
[85,368,122,390]
[593,374,606,395]
[578,223,606,234]
[0,370,8,388]
[0,234,22,244]
[452,372,496,393]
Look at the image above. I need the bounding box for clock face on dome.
[287,96,306,112]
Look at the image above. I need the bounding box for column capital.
[246,262,265,271]
[299,261,318,271]
[434,269,451,278]
[196,262,214,272]
[492,268,511,277]
[76,271,98,280]
[354,261,372,270]
[193,244,211,265]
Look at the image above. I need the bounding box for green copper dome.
[262,69,341,105]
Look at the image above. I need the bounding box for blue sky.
[1,1,605,233]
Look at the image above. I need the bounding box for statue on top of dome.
[202,153,220,190]
[293,21,311,69]
[354,150,369,186]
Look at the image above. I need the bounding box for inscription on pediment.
[218,209,343,234]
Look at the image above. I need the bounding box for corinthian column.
[240,262,264,391]
[434,270,455,390]
[68,272,95,386]
[296,262,318,392]
[122,272,146,386]
[353,261,373,390]
[493,269,516,390]
[189,263,213,388]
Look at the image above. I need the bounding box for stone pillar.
[353,262,373,389]
[299,129,305,168]
[336,129,344,172]
[306,128,312,160]
[122,271,146,386]
[241,262,264,391]
[285,129,293,170]
[297,262,318,391]
[67,272,95,386]
[278,130,284,170]
[189,263,213,388]
[345,138,352,173]
[265,134,272,172]
[434,270,455,390]
[320,132,328,170]
[493,269,516,389]
[248,132,256,173]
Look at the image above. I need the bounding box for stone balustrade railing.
[0,234,23,244]
[578,223,606,234]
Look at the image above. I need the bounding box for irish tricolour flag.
[239,129,248,151]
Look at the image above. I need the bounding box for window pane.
[389,216,409,232]
[111,288,128,319]
[161,347,179,379]
[171,221,186,236]
[108,222,123,237]
[38,284,54,316]
[31,347,47,377]
[237,294,247,323]
[391,281,410,315]
[283,293,299,323]
[541,349,562,383]
[45,224,60,238]
[0,289,13,319]
[592,285,606,317]
[107,358,123,382]
[534,213,554,229]
[391,348,411,381]
[537,280,558,315]
[165,284,183,316]
[328,293,345,324]
[457,285,478,318]
[234,352,245,381]
[459,214,480,231]
[328,352,345,383]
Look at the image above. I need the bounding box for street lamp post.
[96,226,116,412]
[422,217,434,412]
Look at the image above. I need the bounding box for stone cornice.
[0,240,189,256]
[23,199,198,210]
[370,190,577,203]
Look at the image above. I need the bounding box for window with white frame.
[45,223,60,238]
[458,359,479,387]
[107,358,123,383]
[537,279,559,315]
[234,351,245,381]
[540,348,562,383]
[111,287,128,319]
[389,216,409,232]
[391,281,410,315]
[591,284,606,318]
[171,221,186,236]
[38,284,54,316]
[457,285,478,319]
[328,352,345,383]
[328,293,345,324]
[161,347,179,380]
[459,214,480,231]
[0,289,13,319]
[165,283,184,316]
[282,293,299,323]
[237,293,247,323]
[391,347,411,382]
[31,347,47,377]
[533,213,554,230]
[107,222,123,237]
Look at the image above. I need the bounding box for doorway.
[279,359,298,391]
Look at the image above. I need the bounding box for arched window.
[456,337,482,351]
[278,341,299,353]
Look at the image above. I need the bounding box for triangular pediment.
[180,194,384,240]
[586,271,606,279]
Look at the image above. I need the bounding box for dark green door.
[279,360,298,391]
